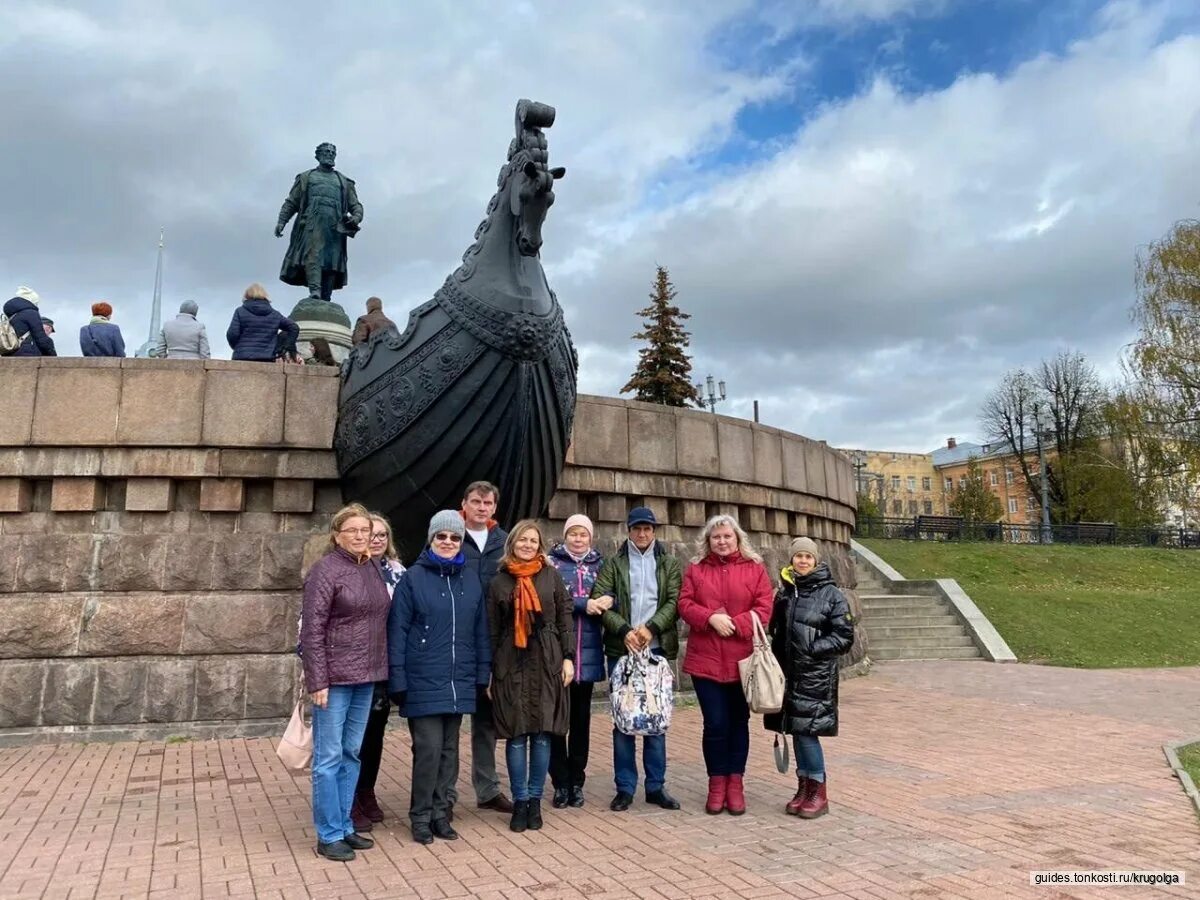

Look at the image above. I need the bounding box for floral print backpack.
[609,649,674,736]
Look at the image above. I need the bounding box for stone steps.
[858,581,982,661]
[868,633,977,650]
[871,645,982,660]
[864,623,970,639]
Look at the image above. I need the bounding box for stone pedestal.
[287,297,353,362]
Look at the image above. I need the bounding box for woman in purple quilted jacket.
[300,502,392,863]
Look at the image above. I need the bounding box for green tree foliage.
[621,266,702,407]
[856,491,881,520]
[948,457,1004,524]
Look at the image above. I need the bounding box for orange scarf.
[506,557,544,648]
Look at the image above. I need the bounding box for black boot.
[509,800,529,833]
[527,798,543,831]
[552,787,570,809]
[568,785,585,808]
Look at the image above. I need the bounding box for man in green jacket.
[591,507,682,811]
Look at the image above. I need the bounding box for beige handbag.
[738,611,785,714]
[275,692,313,772]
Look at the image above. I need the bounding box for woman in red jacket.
[678,515,774,816]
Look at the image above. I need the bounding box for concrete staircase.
[857,569,982,661]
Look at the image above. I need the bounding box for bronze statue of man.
[275,142,364,300]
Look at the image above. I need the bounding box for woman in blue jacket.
[79,302,126,357]
[546,514,606,809]
[387,510,490,846]
[226,283,299,362]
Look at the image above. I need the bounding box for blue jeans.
[793,734,825,783]
[692,677,750,776]
[506,732,552,802]
[311,683,373,844]
[607,652,667,795]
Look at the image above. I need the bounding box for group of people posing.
[2,283,396,362]
[300,481,854,862]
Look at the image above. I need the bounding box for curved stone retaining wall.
[0,358,862,742]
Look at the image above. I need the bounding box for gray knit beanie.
[427,509,465,544]
[789,537,820,563]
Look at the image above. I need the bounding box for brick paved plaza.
[1,661,1197,900]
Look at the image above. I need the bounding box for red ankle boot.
[798,777,828,819]
[725,774,746,816]
[705,776,727,814]
[785,776,809,815]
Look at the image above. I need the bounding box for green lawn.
[1177,742,1200,792]
[858,539,1200,668]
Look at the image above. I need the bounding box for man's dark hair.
[462,480,500,503]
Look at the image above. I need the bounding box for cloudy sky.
[3,0,1198,452]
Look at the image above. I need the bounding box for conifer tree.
[621,266,702,407]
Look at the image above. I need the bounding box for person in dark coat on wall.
[3,286,56,356]
[79,301,126,357]
[487,520,574,834]
[765,537,855,820]
[351,296,396,345]
[226,282,299,362]
[546,514,606,809]
[387,510,490,845]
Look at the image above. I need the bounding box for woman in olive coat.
[766,537,854,819]
[487,520,574,833]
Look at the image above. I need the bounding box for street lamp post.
[1034,402,1052,544]
[696,374,727,414]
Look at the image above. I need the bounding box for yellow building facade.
[838,448,946,518]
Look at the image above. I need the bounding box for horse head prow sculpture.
[335,99,578,556]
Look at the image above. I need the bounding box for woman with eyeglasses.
[300,503,393,862]
[349,514,407,832]
[387,511,491,845]
[486,520,574,833]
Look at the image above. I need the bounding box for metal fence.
[854,516,1200,549]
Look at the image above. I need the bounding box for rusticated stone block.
[313,482,344,513]
[628,408,677,474]
[676,415,719,477]
[0,660,44,726]
[93,658,148,725]
[546,490,579,520]
[101,447,220,478]
[42,659,97,725]
[639,496,670,525]
[300,534,331,579]
[744,506,767,532]
[791,512,809,535]
[594,494,627,523]
[124,478,175,512]
[58,535,98,592]
[673,499,707,527]
[211,535,263,590]
[94,535,167,592]
[0,596,82,657]
[572,401,628,469]
[284,370,339,447]
[202,369,285,447]
[17,534,67,591]
[804,442,828,496]
[766,509,791,535]
[0,535,20,592]
[118,368,204,445]
[32,364,122,444]
[278,450,340,479]
[0,447,104,477]
[219,450,279,478]
[0,478,32,512]
[162,537,214,591]
[753,430,784,488]
[558,467,616,493]
[272,479,313,513]
[716,503,739,518]
[51,477,103,511]
[200,478,244,512]
[142,659,197,723]
[824,452,840,506]
[782,439,808,492]
[0,363,38,445]
[717,421,754,483]
[78,594,185,656]
[182,592,295,654]
[261,534,307,590]
[195,656,246,720]
[243,655,299,718]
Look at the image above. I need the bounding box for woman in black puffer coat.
[765,537,854,820]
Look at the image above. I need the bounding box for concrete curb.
[1163,738,1200,820]
[850,539,1018,663]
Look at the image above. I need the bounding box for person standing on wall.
[301,503,392,862]
[591,506,683,812]
[451,480,514,815]
[677,515,774,815]
[766,537,855,819]
[486,520,574,833]
[546,514,606,809]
